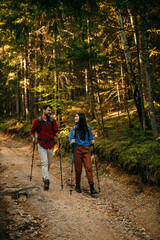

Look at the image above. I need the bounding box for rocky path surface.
[0,132,160,240]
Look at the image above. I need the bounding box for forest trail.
[0,132,160,240]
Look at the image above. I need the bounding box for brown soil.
[0,132,160,240]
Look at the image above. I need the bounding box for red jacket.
[30,116,59,149]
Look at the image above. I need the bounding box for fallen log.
[0,185,40,199]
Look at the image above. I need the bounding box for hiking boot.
[75,183,82,193]
[44,179,50,190]
[90,184,97,194]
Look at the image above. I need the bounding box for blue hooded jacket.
[69,124,93,146]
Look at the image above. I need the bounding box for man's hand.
[32,137,37,143]
[56,132,61,138]
[91,140,95,145]
[31,135,37,143]
[71,139,75,144]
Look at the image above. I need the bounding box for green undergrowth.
[0,119,32,139]
[95,135,160,186]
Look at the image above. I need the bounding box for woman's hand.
[90,140,95,145]
[56,132,61,138]
[71,139,75,144]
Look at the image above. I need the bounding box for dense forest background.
[0,0,160,186]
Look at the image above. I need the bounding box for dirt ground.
[0,132,160,240]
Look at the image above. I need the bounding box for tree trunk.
[120,56,126,112]
[128,6,147,131]
[24,57,29,120]
[34,48,38,116]
[28,35,32,121]
[88,62,96,119]
[20,57,25,118]
[125,77,132,130]
[85,68,89,95]
[140,6,159,138]
[53,34,58,118]
[16,62,20,116]
[116,6,143,129]
[86,18,96,119]
[96,72,105,135]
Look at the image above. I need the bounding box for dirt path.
[0,132,160,240]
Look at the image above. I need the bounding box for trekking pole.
[58,138,63,190]
[30,143,35,181]
[93,144,101,192]
[70,143,75,195]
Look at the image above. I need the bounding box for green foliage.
[0,120,12,132]
[58,127,70,152]
[0,119,32,138]
[95,137,160,186]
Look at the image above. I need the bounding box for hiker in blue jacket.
[69,113,97,194]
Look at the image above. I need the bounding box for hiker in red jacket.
[30,105,61,190]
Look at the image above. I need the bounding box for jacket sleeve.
[69,127,74,145]
[89,126,94,141]
[29,119,39,135]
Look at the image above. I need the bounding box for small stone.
[146,236,150,239]
[38,196,45,202]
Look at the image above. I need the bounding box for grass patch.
[95,136,160,186]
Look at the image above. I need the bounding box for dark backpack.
[37,117,54,133]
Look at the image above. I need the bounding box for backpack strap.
[50,117,54,130]
[73,125,76,138]
[37,117,54,133]
[37,117,43,133]
[87,125,90,133]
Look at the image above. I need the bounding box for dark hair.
[42,105,52,110]
[77,113,88,140]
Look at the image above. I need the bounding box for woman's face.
[75,114,80,123]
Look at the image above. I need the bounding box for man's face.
[44,107,52,117]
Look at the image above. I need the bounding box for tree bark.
[140,6,159,138]
[24,57,29,120]
[88,62,96,120]
[116,6,143,129]
[125,77,132,130]
[34,47,38,116]
[85,68,89,95]
[53,34,58,118]
[16,62,20,116]
[86,17,96,119]
[128,6,147,131]
[20,57,25,118]
[96,72,105,135]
